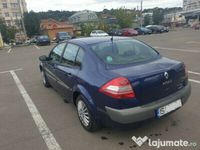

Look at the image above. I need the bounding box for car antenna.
[111,33,114,52]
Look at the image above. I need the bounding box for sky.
[26,0,183,12]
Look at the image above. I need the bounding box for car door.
[54,43,84,101]
[45,43,66,90]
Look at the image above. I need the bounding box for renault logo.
[164,72,169,80]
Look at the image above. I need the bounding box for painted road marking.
[189,79,200,84]
[34,45,40,50]
[186,41,200,44]
[154,47,200,53]
[7,48,12,53]
[188,71,200,76]
[9,70,62,150]
[0,68,23,74]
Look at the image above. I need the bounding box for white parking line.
[9,70,62,150]
[189,79,200,84]
[34,45,40,50]
[188,71,200,76]
[7,48,12,53]
[154,46,200,53]
[0,68,23,74]
[186,41,200,44]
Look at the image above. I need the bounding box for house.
[40,19,75,40]
[69,10,98,24]
[100,14,118,24]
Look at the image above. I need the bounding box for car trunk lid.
[108,57,187,105]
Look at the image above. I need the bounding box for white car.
[90,30,109,37]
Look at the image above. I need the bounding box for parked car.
[122,28,138,36]
[56,32,72,43]
[108,29,123,36]
[146,25,164,33]
[193,24,200,30]
[134,27,152,35]
[28,36,38,45]
[158,25,169,32]
[90,30,109,37]
[39,37,191,131]
[36,35,51,46]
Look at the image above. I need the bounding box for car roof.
[68,36,131,45]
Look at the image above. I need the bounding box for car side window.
[49,43,66,62]
[61,43,79,66]
[75,48,84,66]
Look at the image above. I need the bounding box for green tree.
[114,8,135,28]
[152,8,164,25]
[24,11,41,37]
[0,18,18,43]
[80,23,94,36]
[0,18,8,42]
[144,14,151,26]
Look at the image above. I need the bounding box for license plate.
[156,100,182,118]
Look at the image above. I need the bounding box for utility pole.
[140,0,143,27]
[18,0,26,35]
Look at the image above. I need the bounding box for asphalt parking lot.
[0,29,200,150]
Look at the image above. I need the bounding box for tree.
[0,18,8,42]
[114,8,135,28]
[152,8,164,25]
[80,23,94,36]
[0,18,18,43]
[24,11,41,37]
[144,14,151,26]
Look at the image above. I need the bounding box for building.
[183,0,200,11]
[163,13,186,26]
[69,10,98,24]
[182,0,200,25]
[0,0,27,28]
[40,19,75,40]
[100,14,118,25]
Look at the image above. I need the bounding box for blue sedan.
[39,37,191,131]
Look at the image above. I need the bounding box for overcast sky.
[26,0,183,12]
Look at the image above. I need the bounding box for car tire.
[76,95,100,132]
[41,70,51,88]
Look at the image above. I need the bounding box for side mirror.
[71,36,76,39]
[39,55,51,61]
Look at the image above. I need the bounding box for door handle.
[65,73,72,77]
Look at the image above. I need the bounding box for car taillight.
[99,77,136,99]
[183,64,188,78]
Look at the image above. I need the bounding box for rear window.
[90,40,159,65]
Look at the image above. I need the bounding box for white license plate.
[156,100,182,117]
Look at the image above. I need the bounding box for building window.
[5,12,9,17]
[10,3,19,8]
[2,3,8,8]
[13,12,21,17]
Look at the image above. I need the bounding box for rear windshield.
[90,40,159,65]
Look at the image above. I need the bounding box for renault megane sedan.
[39,37,191,132]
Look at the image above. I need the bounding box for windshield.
[38,35,48,39]
[97,30,105,34]
[90,40,159,65]
[59,32,68,37]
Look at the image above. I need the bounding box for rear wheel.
[41,70,51,88]
[76,95,99,132]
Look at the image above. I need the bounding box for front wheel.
[41,70,51,88]
[76,96,100,132]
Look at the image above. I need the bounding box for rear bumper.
[105,83,191,124]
